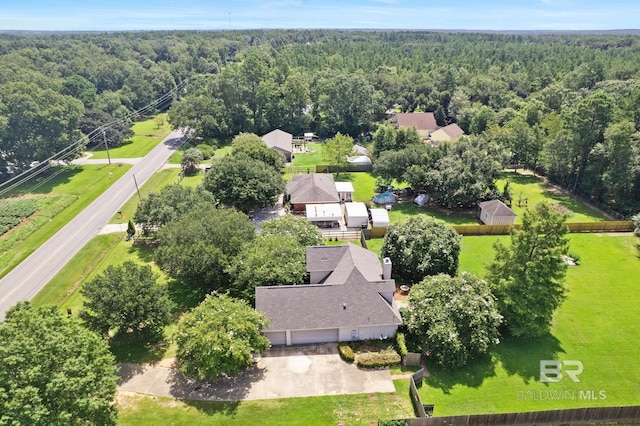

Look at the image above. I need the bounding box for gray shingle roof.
[286,174,339,205]
[261,129,293,154]
[479,199,517,217]
[256,243,401,331]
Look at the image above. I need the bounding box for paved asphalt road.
[0,129,185,320]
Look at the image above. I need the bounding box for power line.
[0,74,195,198]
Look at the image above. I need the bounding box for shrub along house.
[256,243,402,346]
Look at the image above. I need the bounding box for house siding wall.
[339,325,398,342]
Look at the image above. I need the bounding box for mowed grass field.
[0,163,131,279]
[90,114,171,159]
[118,380,413,426]
[418,233,640,416]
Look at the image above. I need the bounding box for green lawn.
[0,164,131,279]
[419,233,640,415]
[118,379,413,426]
[90,114,171,159]
[497,171,608,223]
[290,142,324,169]
[108,168,182,224]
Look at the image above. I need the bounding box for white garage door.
[265,331,287,346]
[291,328,339,345]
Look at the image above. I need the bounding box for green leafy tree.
[381,216,461,284]
[228,234,307,301]
[180,147,203,176]
[175,294,270,380]
[323,132,355,173]
[134,184,217,236]
[231,132,284,170]
[78,109,134,148]
[155,206,255,292]
[260,214,324,247]
[405,273,502,369]
[0,302,118,425]
[126,219,136,240]
[202,154,285,213]
[487,202,570,338]
[0,81,84,171]
[80,262,174,340]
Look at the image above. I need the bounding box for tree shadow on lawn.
[499,171,542,186]
[7,165,83,196]
[168,365,266,414]
[109,330,170,364]
[425,353,497,394]
[127,240,156,263]
[495,333,564,385]
[540,188,606,220]
[167,278,208,312]
[389,202,479,226]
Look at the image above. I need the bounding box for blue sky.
[1,0,638,32]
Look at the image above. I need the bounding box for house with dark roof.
[255,243,402,346]
[479,199,517,225]
[430,123,464,144]
[286,173,340,212]
[261,129,293,162]
[395,112,439,139]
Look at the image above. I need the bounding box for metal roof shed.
[370,208,390,228]
[344,202,368,228]
[305,204,343,222]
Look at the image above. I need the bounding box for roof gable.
[479,199,517,217]
[286,174,339,204]
[395,112,438,131]
[261,129,293,153]
[306,243,384,284]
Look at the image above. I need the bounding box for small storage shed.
[479,199,517,225]
[335,181,355,202]
[344,202,368,228]
[306,204,343,228]
[370,208,390,228]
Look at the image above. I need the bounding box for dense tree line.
[1,29,639,212]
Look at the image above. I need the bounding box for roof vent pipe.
[382,257,392,280]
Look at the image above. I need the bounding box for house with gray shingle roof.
[479,199,517,225]
[261,129,293,161]
[286,173,340,212]
[255,243,402,346]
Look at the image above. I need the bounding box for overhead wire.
[0,70,200,198]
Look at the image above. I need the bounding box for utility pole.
[102,130,111,165]
[132,174,142,202]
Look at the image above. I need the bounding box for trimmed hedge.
[356,350,401,368]
[395,332,408,358]
[338,342,355,363]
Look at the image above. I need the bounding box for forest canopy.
[0,30,639,214]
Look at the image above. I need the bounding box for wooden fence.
[321,230,363,242]
[453,221,634,236]
[400,405,640,426]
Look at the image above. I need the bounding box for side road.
[117,344,396,401]
[0,129,185,320]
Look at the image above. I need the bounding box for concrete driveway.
[117,344,395,401]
